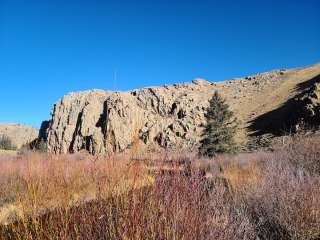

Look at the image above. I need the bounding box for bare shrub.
[286,135,320,175]
[241,149,320,240]
[0,135,319,239]
[0,153,256,240]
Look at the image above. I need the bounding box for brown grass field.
[0,136,319,240]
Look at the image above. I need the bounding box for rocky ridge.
[42,63,320,154]
[0,124,38,148]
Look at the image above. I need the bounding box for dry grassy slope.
[0,124,38,148]
[216,63,320,142]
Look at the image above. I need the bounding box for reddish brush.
[0,135,319,239]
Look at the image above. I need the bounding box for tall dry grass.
[0,153,150,225]
[0,135,319,239]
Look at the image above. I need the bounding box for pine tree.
[199,91,238,157]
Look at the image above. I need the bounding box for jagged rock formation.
[46,86,210,154]
[42,63,320,154]
[0,124,38,148]
[292,82,320,130]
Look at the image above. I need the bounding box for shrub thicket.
[0,135,319,239]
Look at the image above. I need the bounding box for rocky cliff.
[45,84,211,154]
[42,63,320,154]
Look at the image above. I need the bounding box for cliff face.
[46,82,212,154]
[43,63,320,154]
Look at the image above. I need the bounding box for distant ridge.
[0,123,38,148]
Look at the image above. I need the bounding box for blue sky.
[0,0,319,128]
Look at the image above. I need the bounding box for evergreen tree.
[199,91,238,157]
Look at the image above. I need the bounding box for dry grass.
[0,150,17,157]
[0,135,319,239]
[0,153,151,226]
[219,154,263,191]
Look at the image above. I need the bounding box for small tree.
[199,91,238,157]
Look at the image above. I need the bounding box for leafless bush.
[0,135,319,239]
[285,135,320,175]
[242,144,320,240]
[0,153,256,240]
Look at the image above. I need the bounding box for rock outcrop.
[0,124,38,148]
[45,85,212,154]
[42,63,320,154]
[292,82,320,130]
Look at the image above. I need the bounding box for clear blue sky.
[0,0,319,128]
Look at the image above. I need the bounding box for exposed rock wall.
[292,82,320,130]
[42,64,320,154]
[46,83,213,154]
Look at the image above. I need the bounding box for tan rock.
[42,63,320,154]
[0,123,38,148]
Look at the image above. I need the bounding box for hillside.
[0,123,38,148]
[40,63,320,154]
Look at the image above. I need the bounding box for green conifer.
[199,91,238,157]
